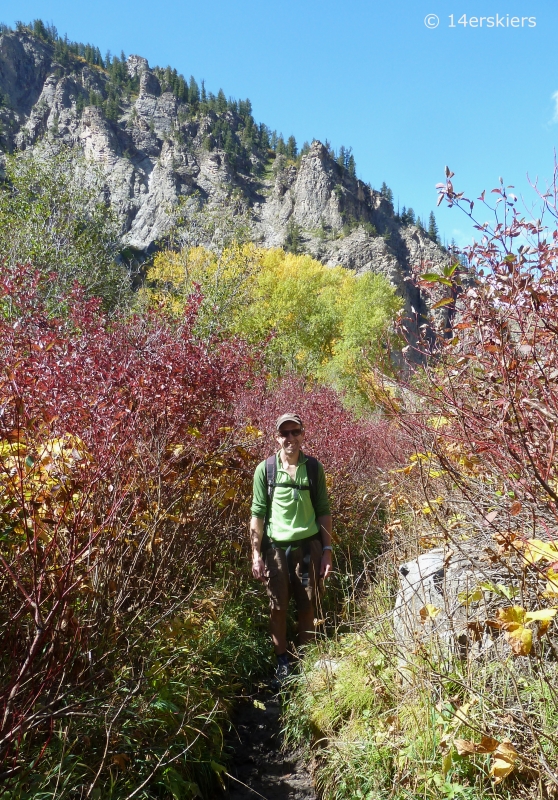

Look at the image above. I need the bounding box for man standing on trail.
[250,413,333,684]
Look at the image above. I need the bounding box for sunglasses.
[278,429,302,438]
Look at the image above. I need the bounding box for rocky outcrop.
[0,29,448,326]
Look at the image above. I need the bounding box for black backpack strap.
[260,455,277,553]
[304,455,319,512]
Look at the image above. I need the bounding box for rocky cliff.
[0,27,447,323]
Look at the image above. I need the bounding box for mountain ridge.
[0,22,448,324]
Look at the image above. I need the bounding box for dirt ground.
[223,689,315,800]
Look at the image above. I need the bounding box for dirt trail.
[224,690,315,800]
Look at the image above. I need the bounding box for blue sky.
[4,0,557,246]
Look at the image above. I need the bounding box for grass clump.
[281,577,547,800]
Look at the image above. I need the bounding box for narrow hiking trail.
[224,690,315,800]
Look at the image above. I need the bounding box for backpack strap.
[260,455,277,551]
[265,454,277,506]
[264,453,320,517]
[305,455,319,512]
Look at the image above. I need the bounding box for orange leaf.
[112,754,130,771]
[455,735,500,756]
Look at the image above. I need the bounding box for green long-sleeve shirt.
[251,452,330,543]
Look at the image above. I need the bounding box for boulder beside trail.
[393,547,498,670]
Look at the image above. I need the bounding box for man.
[250,413,332,683]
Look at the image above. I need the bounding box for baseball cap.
[275,413,303,431]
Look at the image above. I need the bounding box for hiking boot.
[270,656,290,691]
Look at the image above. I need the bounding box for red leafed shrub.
[369,173,558,790]
[394,173,558,521]
[0,265,400,786]
[0,265,260,766]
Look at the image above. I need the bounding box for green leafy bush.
[0,146,129,309]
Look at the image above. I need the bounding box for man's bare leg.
[298,607,316,646]
[270,608,288,654]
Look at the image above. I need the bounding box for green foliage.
[284,218,302,253]
[429,210,440,242]
[401,205,416,225]
[286,134,297,159]
[0,147,130,309]
[154,65,189,101]
[336,145,356,178]
[380,181,394,206]
[143,244,401,407]
[322,270,401,404]
[282,581,532,800]
[6,586,270,799]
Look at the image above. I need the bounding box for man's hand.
[252,550,266,582]
[320,549,333,580]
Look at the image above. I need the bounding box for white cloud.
[551,90,558,124]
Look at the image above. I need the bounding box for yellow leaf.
[524,608,557,624]
[477,735,501,753]
[522,538,558,564]
[453,701,474,725]
[253,699,266,710]
[245,424,263,437]
[409,452,432,462]
[442,750,453,776]
[495,606,526,628]
[543,569,558,598]
[231,541,242,552]
[506,625,532,655]
[458,587,483,607]
[394,463,417,474]
[454,738,476,756]
[455,735,501,755]
[491,756,515,783]
[429,415,450,429]
[490,740,519,783]
[419,604,441,623]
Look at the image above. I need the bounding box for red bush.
[0,265,258,765]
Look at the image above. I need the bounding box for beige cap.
[275,413,303,431]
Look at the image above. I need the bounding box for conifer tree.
[428,211,439,243]
[259,124,270,151]
[380,182,394,205]
[286,135,297,160]
[189,76,200,106]
[347,154,356,178]
[217,88,227,113]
